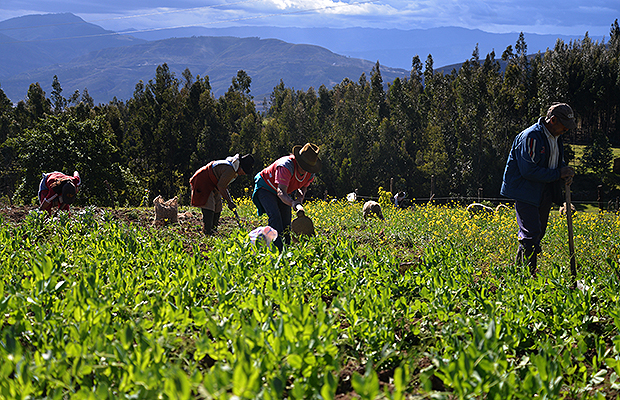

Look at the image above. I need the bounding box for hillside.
[0,31,57,78]
[0,34,409,104]
[126,25,602,71]
[0,13,145,78]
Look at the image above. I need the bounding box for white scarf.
[225,154,240,184]
[226,154,241,172]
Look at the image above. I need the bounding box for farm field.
[2,195,620,399]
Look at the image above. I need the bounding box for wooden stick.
[565,181,577,284]
[233,208,243,229]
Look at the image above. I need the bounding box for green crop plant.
[1,199,620,399]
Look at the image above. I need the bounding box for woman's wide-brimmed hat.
[292,143,322,173]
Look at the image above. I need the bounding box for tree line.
[1,22,619,208]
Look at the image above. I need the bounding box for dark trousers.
[256,188,291,251]
[201,209,221,235]
[514,184,553,272]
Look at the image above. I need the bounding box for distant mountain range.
[127,25,603,71]
[0,13,604,105]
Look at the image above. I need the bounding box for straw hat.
[292,143,322,173]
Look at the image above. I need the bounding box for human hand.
[291,200,303,212]
[560,166,575,179]
[560,166,574,185]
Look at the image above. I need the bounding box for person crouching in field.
[363,201,384,220]
[252,143,322,251]
[38,171,81,215]
[500,103,576,277]
[393,191,406,208]
[190,154,254,235]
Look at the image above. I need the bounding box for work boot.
[523,246,538,277]
[202,209,215,235]
[212,212,221,231]
[515,245,525,266]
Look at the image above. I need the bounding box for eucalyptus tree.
[261,80,297,162]
[122,63,187,201]
[10,115,120,206]
[581,131,614,185]
[26,83,51,123]
[0,87,16,200]
[452,45,485,195]
[479,51,513,191]
[365,62,398,192]
[322,77,372,195]
[367,61,389,122]
[0,87,12,144]
[537,41,569,113]
[388,55,428,195]
[219,70,259,142]
[386,67,424,195]
[50,75,67,114]
[419,54,458,197]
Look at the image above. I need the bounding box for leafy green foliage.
[10,115,122,206]
[2,200,620,398]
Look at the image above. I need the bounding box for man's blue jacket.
[500,118,565,207]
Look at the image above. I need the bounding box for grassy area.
[570,144,620,169]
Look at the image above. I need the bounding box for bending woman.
[252,143,322,251]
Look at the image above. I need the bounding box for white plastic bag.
[249,226,278,248]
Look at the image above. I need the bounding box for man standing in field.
[501,103,576,276]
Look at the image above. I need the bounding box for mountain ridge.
[0,13,605,105]
[1,34,409,104]
[126,25,603,70]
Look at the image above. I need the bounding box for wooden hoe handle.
[565,181,577,284]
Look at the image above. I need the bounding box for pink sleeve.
[274,166,292,188]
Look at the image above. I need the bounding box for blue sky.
[0,0,617,37]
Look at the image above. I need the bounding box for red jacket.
[189,162,218,207]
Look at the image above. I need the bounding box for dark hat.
[547,103,577,130]
[239,154,255,175]
[292,143,322,173]
[61,182,77,205]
